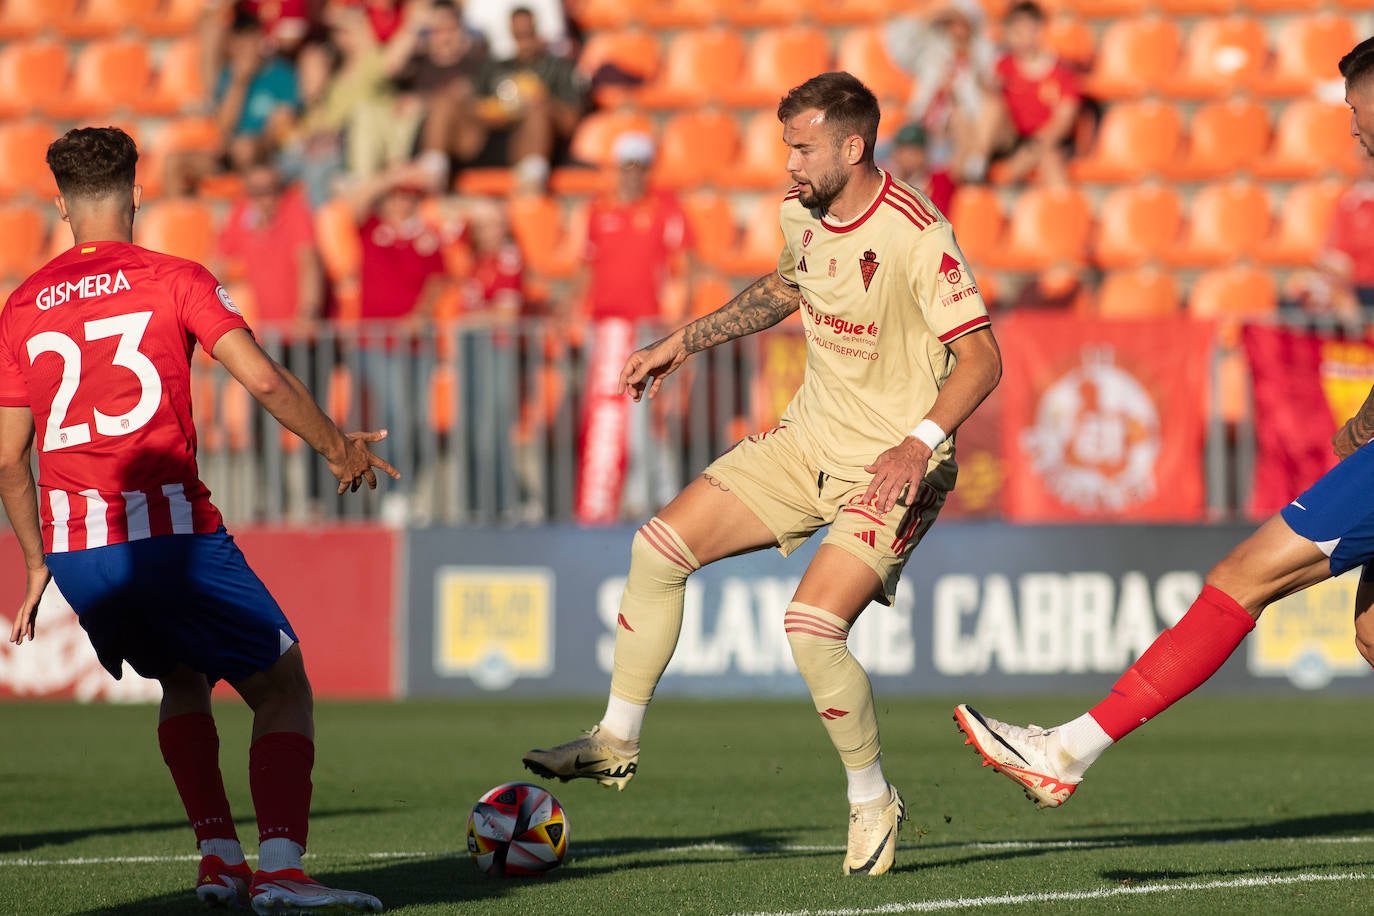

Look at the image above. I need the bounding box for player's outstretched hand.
[619,334,688,402]
[332,430,402,494]
[10,563,50,645]
[1333,419,1363,461]
[863,438,931,514]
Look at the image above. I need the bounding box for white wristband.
[909,418,946,451]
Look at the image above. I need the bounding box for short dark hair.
[776,72,880,162]
[1004,1,1046,23]
[46,126,138,199]
[1339,36,1374,89]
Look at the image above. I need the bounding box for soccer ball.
[466,782,569,877]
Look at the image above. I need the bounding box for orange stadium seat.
[1250,14,1357,98]
[1168,179,1272,267]
[719,196,783,278]
[1152,0,1235,15]
[1056,0,1146,15]
[1167,98,1271,181]
[142,36,209,116]
[987,185,1092,272]
[639,0,731,29]
[682,190,739,272]
[1253,100,1361,180]
[0,0,77,40]
[1083,17,1181,100]
[835,27,914,104]
[1091,183,1184,269]
[49,39,153,119]
[1045,15,1096,71]
[55,0,160,39]
[140,0,206,37]
[718,27,832,109]
[134,198,215,265]
[1258,178,1345,267]
[313,197,362,284]
[567,109,655,170]
[1188,264,1278,351]
[1096,268,1182,318]
[946,185,1005,269]
[567,0,641,29]
[0,41,69,120]
[508,194,582,279]
[688,272,738,321]
[635,28,744,110]
[725,110,791,191]
[1070,100,1184,182]
[805,0,893,26]
[724,0,792,28]
[1160,15,1268,99]
[1243,0,1323,13]
[0,121,58,198]
[652,110,740,190]
[0,206,47,280]
[578,29,661,107]
[453,168,514,197]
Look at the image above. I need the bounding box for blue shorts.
[1280,443,1374,576]
[46,528,297,685]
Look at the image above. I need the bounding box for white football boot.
[844,784,907,876]
[250,869,383,914]
[953,704,1080,809]
[522,725,640,790]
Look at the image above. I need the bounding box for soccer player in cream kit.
[525,72,1002,876]
[5,127,393,912]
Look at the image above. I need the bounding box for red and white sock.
[158,713,239,853]
[1058,586,1255,773]
[249,731,314,867]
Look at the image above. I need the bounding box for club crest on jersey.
[828,258,837,277]
[36,269,131,310]
[859,250,880,291]
[938,252,963,286]
[802,229,813,248]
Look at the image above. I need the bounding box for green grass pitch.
[3,696,1372,915]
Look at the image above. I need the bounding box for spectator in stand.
[884,123,956,215]
[350,163,451,520]
[456,199,528,518]
[448,6,588,191]
[991,0,1083,187]
[386,0,489,189]
[580,132,692,517]
[1284,157,1374,321]
[218,157,325,334]
[464,0,568,61]
[885,0,1000,183]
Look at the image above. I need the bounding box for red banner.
[575,319,634,524]
[999,314,1211,521]
[1242,325,1374,517]
[0,526,398,701]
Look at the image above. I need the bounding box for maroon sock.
[249,732,314,850]
[157,713,237,844]
[1089,585,1255,741]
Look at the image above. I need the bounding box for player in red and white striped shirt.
[3,127,392,913]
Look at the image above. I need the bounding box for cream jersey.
[775,171,990,485]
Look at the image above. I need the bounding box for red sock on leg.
[249,732,314,850]
[1089,585,1256,741]
[158,713,238,844]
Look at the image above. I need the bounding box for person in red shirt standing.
[576,132,692,521]
[350,164,451,519]
[3,127,393,911]
[992,0,1082,186]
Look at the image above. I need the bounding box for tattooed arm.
[619,272,800,401]
[1334,385,1374,459]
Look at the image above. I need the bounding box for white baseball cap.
[613,131,655,165]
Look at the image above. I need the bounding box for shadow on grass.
[0,806,390,856]
[70,829,819,914]
[897,810,1374,874]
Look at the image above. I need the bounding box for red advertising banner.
[0,526,398,701]
[1242,325,1374,517]
[575,318,634,524]
[1000,313,1212,522]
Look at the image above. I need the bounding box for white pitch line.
[727,871,1374,916]
[6,834,1374,868]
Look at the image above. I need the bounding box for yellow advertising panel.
[1252,568,1368,689]
[435,567,554,690]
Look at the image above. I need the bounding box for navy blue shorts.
[46,528,297,684]
[1280,443,1374,576]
